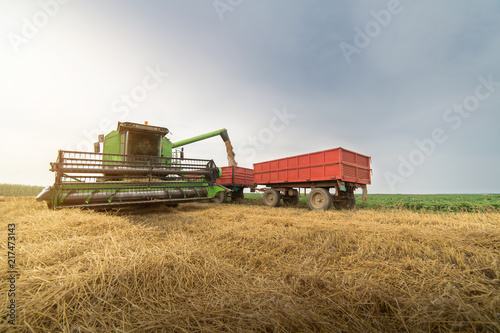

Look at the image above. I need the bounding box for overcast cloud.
[1,0,499,193]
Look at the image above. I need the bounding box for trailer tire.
[231,190,244,203]
[333,197,356,210]
[347,197,356,209]
[308,188,332,210]
[263,189,281,207]
[283,195,299,206]
[213,191,228,204]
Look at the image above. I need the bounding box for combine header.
[37,122,232,209]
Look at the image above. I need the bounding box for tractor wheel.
[213,191,228,204]
[263,189,281,207]
[308,188,332,210]
[283,195,300,206]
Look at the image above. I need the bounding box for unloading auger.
[36,122,234,209]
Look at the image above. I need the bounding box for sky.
[0,0,499,194]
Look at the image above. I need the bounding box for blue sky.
[1,0,499,193]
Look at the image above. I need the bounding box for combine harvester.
[36,122,235,209]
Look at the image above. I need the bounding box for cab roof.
[117,122,169,136]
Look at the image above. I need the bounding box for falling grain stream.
[225,140,238,166]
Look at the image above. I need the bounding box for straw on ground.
[0,197,499,332]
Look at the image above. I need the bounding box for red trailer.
[215,166,254,203]
[253,147,371,210]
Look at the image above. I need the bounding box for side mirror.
[94,142,100,153]
[98,134,104,143]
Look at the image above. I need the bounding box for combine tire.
[263,189,281,207]
[283,195,300,206]
[213,191,228,204]
[308,188,332,210]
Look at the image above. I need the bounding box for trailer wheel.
[347,197,356,209]
[283,195,299,206]
[231,190,244,203]
[308,188,332,210]
[263,189,281,207]
[213,191,228,204]
[333,197,356,210]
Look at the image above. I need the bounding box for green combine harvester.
[36,122,232,209]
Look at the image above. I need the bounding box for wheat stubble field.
[1,196,499,332]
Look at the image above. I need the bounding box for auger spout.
[172,128,237,166]
[172,129,229,148]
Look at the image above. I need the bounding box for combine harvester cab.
[36,122,231,209]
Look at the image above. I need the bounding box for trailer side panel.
[253,147,371,185]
